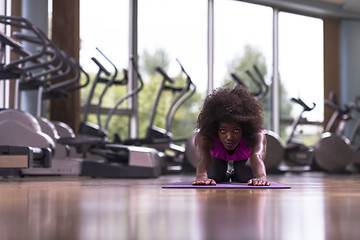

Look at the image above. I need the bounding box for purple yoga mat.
[162,181,291,189]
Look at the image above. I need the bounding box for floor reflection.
[278,189,325,240]
[195,189,268,240]
[78,183,201,239]
[1,174,360,240]
[0,180,82,240]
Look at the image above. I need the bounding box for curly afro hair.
[197,86,263,147]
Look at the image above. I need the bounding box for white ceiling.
[240,0,360,20]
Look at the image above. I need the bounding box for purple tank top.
[210,136,251,161]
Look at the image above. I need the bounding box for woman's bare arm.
[192,133,216,185]
[248,131,270,186]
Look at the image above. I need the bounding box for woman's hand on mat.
[192,178,216,185]
[248,177,270,186]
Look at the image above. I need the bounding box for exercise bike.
[284,98,316,166]
[259,97,315,173]
[313,93,353,173]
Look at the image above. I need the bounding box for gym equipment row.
[59,49,196,177]
[0,15,197,178]
[233,65,360,174]
[0,15,74,175]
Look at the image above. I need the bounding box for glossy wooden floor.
[1,172,360,240]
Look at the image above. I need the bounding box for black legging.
[207,157,255,183]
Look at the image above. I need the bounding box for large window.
[78,1,324,143]
[279,12,324,145]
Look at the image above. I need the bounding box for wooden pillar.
[50,0,80,134]
[323,18,340,130]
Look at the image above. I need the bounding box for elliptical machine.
[57,55,162,178]
[119,59,197,173]
[79,48,129,139]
